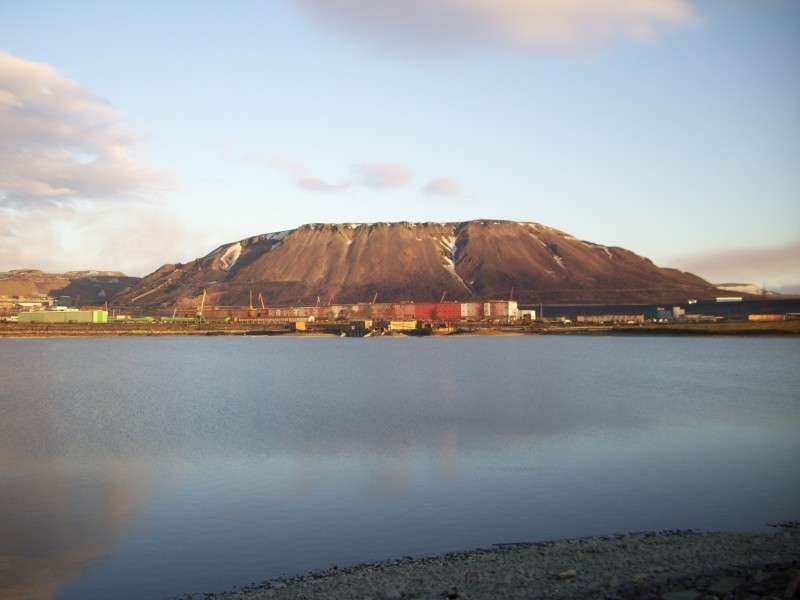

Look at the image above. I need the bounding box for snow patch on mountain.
[219,243,242,271]
[439,233,469,291]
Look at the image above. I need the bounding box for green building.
[18,310,108,324]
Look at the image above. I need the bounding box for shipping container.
[747,314,785,322]
[391,303,417,320]
[389,320,418,331]
[414,303,437,321]
[435,302,462,321]
[368,303,394,320]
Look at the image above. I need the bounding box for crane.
[440,291,447,303]
[259,292,266,310]
[249,289,254,310]
[372,291,378,304]
[197,289,207,320]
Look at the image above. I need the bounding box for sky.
[0,0,798,289]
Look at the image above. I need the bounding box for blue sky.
[0,1,798,288]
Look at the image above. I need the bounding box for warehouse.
[18,309,108,324]
[576,314,645,325]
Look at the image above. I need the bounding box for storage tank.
[460,302,482,320]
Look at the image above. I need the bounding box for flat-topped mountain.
[112,220,727,308]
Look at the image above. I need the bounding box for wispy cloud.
[240,152,414,193]
[297,175,351,192]
[294,0,700,56]
[352,162,411,189]
[423,177,461,196]
[673,241,800,287]
[0,51,163,205]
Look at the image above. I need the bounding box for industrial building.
[17,309,108,324]
[191,300,521,324]
[576,314,645,325]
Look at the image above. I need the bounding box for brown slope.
[0,270,140,304]
[111,220,724,309]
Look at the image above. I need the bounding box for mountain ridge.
[111,220,732,308]
[0,269,141,304]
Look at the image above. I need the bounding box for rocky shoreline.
[183,527,799,600]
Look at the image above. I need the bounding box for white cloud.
[0,51,162,205]
[423,177,462,196]
[294,0,699,56]
[0,202,211,276]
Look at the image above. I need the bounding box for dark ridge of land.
[537,320,800,336]
[183,528,800,600]
[2,320,800,339]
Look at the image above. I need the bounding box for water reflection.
[0,461,149,600]
[0,336,798,600]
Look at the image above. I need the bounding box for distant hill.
[715,283,777,296]
[111,220,733,309]
[0,270,140,305]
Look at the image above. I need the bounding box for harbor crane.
[372,291,378,304]
[259,292,266,310]
[196,289,207,321]
[440,291,447,303]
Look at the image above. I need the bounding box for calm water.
[1,336,798,600]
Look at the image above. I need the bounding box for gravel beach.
[193,527,800,600]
